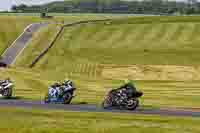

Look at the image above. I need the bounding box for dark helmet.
[51,82,60,87]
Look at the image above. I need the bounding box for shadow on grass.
[138,105,161,111]
[73,101,89,105]
[0,96,24,100]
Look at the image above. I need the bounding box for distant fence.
[29,19,112,68]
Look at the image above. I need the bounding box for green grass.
[3,15,200,132]
[1,68,200,108]
[9,16,200,108]
[35,17,200,67]
[0,107,200,133]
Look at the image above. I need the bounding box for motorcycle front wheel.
[125,98,139,110]
[63,93,73,104]
[44,94,50,103]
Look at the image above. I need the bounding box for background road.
[0,23,48,65]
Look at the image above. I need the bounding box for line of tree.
[11,0,200,15]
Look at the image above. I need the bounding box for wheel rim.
[126,99,138,110]
[3,89,12,97]
[127,100,135,106]
[3,90,8,96]
[63,93,72,104]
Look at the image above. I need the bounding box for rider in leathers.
[48,80,74,98]
[117,80,137,98]
[0,78,11,89]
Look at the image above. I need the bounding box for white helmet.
[64,80,72,85]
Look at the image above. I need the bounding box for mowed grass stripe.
[142,23,163,43]
[132,23,165,49]
[134,24,154,44]
[102,26,128,48]
[119,24,142,48]
[62,62,103,78]
[138,23,158,45]
[84,24,104,46]
[36,26,84,69]
[188,23,200,42]
[112,24,138,48]
[96,25,120,48]
[67,25,88,50]
[169,23,185,42]
[159,23,180,46]
[71,24,101,49]
[85,24,112,48]
[178,23,195,45]
[150,23,170,48]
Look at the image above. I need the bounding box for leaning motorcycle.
[44,84,76,104]
[102,89,143,110]
[0,80,13,98]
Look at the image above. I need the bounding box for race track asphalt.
[0,99,200,117]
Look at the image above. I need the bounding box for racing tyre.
[3,88,12,98]
[63,93,72,104]
[125,98,139,110]
[44,94,50,103]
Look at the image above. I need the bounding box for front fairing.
[134,91,143,98]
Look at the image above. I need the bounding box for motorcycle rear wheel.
[102,96,113,109]
[3,88,12,98]
[125,98,139,110]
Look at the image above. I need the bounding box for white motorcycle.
[0,80,13,98]
[45,81,76,104]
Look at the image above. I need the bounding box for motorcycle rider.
[61,79,74,92]
[48,82,61,98]
[48,79,74,98]
[103,79,143,110]
[117,79,137,98]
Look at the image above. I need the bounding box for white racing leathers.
[48,87,61,98]
[48,84,73,98]
[0,81,13,90]
[63,84,73,92]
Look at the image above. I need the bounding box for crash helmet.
[124,79,134,84]
[52,82,60,87]
[64,79,72,86]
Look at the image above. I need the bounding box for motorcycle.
[44,83,76,104]
[102,88,143,110]
[0,80,13,98]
